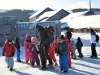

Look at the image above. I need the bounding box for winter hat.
[31,37,38,44]
[25,34,30,39]
[59,35,65,40]
[6,36,10,41]
[90,29,94,33]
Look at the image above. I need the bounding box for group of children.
[2,34,83,73]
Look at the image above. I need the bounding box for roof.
[37,9,70,22]
[29,7,53,19]
[37,10,60,21]
[60,11,88,22]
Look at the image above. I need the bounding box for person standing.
[15,37,21,62]
[71,38,76,59]
[76,37,83,58]
[2,39,16,71]
[35,24,53,70]
[65,28,72,41]
[29,37,40,67]
[48,41,58,66]
[24,34,31,63]
[65,37,73,68]
[56,35,68,73]
[90,29,97,58]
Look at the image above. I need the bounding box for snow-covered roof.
[60,11,100,29]
[29,7,53,18]
[68,14,100,28]
[60,11,88,22]
[37,11,57,21]
[37,9,66,22]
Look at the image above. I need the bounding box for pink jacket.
[24,41,31,51]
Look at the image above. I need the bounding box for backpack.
[44,26,54,43]
[96,34,99,42]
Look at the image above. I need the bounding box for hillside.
[0,9,35,22]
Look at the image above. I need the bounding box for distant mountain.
[0,9,8,13]
[0,9,35,22]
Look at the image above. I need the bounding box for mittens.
[2,53,5,56]
[12,53,15,56]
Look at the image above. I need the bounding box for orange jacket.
[2,43,16,57]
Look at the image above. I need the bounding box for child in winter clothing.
[29,37,40,67]
[71,38,76,59]
[48,40,58,66]
[2,39,16,71]
[56,35,68,73]
[65,37,73,67]
[76,37,83,58]
[24,34,31,63]
[15,37,21,62]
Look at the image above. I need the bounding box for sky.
[0,0,100,10]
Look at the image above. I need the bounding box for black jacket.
[15,37,20,51]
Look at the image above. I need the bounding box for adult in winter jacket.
[56,35,68,73]
[24,34,31,63]
[35,24,53,70]
[15,37,21,62]
[65,28,72,41]
[76,37,83,58]
[90,29,97,58]
[29,37,40,67]
[2,39,16,71]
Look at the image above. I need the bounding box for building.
[0,17,61,46]
[29,7,53,22]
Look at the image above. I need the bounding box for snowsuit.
[56,41,68,72]
[71,40,76,59]
[48,43,57,63]
[15,37,21,61]
[76,37,83,58]
[24,34,31,63]
[65,37,73,67]
[2,42,16,69]
[29,43,40,66]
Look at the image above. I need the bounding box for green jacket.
[57,41,68,56]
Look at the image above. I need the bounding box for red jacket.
[2,43,16,57]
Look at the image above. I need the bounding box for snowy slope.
[0,33,100,75]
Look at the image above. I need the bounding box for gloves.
[12,53,15,56]
[2,53,5,56]
[37,51,40,54]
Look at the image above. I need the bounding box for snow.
[29,7,53,19]
[0,33,100,75]
[60,11,100,29]
[37,10,62,22]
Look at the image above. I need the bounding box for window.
[6,34,11,36]
[0,34,4,37]
[30,33,34,36]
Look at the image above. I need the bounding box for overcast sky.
[0,0,99,10]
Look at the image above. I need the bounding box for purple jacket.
[29,43,37,53]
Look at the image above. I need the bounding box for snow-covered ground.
[0,33,100,75]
